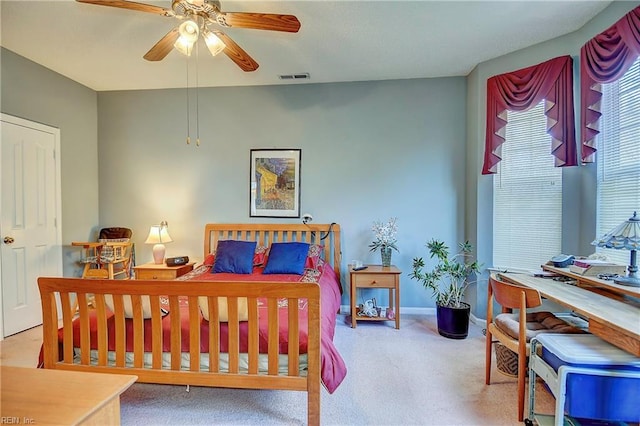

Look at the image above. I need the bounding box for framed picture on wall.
[250,149,301,218]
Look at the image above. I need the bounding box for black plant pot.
[436,302,471,339]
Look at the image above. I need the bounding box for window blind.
[595,58,640,264]
[493,101,562,271]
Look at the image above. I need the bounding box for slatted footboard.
[38,277,321,426]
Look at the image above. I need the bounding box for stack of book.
[568,259,627,276]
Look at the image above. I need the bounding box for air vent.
[278,73,310,80]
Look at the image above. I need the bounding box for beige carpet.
[0,314,555,425]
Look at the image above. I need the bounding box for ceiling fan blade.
[143,27,180,61]
[219,12,300,33]
[213,31,259,72]
[76,0,174,17]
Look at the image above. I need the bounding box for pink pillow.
[305,244,324,270]
[204,253,216,266]
[253,245,269,266]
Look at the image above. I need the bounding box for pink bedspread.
[51,262,347,393]
[182,262,347,393]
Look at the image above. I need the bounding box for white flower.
[369,217,399,252]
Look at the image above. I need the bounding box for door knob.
[3,236,14,244]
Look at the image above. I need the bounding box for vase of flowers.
[380,246,392,267]
[369,217,398,267]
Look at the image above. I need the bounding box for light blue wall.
[466,1,640,317]
[0,48,99,277]
[2,1,637,313]
[96,78,467,309]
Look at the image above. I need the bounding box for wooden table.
[0,366,136,425]
[350,265,401,329]
[499,272,640,356]
[134,262,194,280]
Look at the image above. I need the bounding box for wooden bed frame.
[203,223,342,283]
[39,223,342,426]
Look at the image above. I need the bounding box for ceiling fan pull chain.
[196,41,201,147]
[186,55,191,145]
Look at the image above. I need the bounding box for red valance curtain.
[482,55,577,175]
[581,6,640,162]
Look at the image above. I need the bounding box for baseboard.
[340,305,487,328]
[470,313,487,328]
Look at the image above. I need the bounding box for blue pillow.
[212,240,257,274]
[263,242,310,275]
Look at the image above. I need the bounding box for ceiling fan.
[76,0,301,72]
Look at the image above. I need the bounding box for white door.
[1,114,62,338]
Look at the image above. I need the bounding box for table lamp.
[592,211,640,287]
[145,220,173,264]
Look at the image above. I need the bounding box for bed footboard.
[38,277,321,425]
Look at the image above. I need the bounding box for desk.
[0,366,136,425]
[499,272,640,356]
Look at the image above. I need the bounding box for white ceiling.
[1,0,612,92]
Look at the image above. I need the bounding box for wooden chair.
[73,227,134,280]
[484,274,582,421]
[71,228,134,315]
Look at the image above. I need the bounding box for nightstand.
[134,262,194,280]
[350,265,401,329]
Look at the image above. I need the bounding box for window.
[595,57,640,264]
[493,101,562,271]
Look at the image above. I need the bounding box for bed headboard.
[204,223,342,281]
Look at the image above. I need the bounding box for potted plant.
[409,239,481,339]
[369,217,398,267]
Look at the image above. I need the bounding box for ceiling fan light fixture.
[173,19,199,56]
[178,19,199,43]
[79,0,300,71]
[203,29,226,56]
[174,38,195,56]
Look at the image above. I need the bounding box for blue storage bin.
[537,334,640,423]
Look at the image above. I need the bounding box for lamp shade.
[592,212,640,287]
[203,29,226,56]
[145,225,173,245]
[592,211,640,250]
[174,20,199,56]
[145,223,173,264]
[178,20,199,43]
